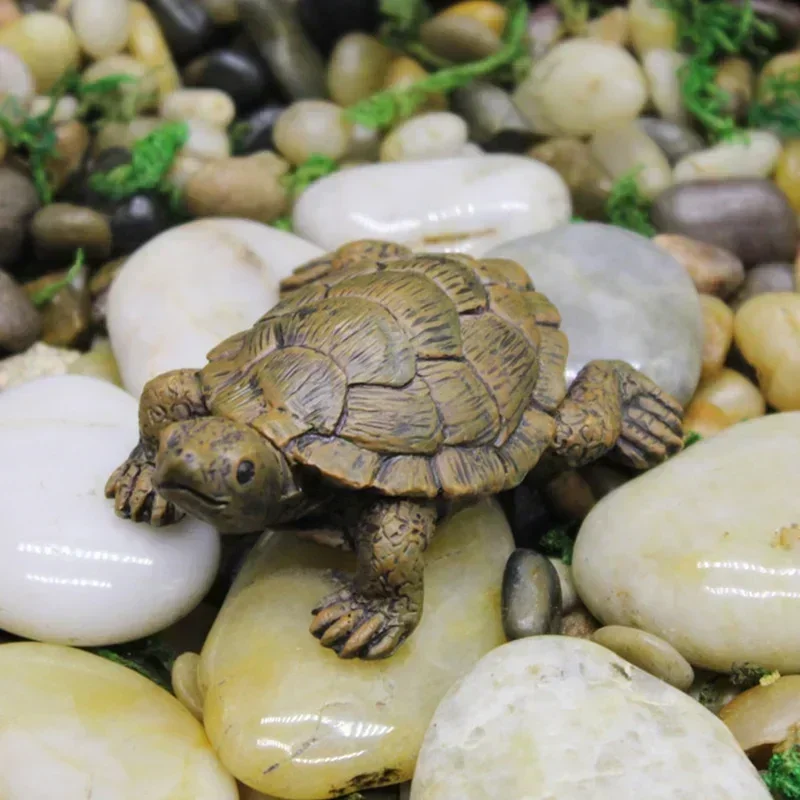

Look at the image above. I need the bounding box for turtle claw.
[310,586,416,660]
[105,450,183,526]
[613,366,684,469]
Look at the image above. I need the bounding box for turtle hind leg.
[309,498,437,660]
[551,360,683,471]
[105,369,207,525]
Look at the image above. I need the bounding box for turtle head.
[152,417,285,533]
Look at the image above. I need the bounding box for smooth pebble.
[673,131,782,182]
[573,413,800,672]
[637,117,705,164]
[501,549,562,640]
[273,100,352,165]
[0,270,40,353]
[628,0,677,55]
[410,637,769,799]
[160,88,236,129]
[643,49,687,125]
[730,262,795,310]
[699,295,734,379]
[326,32,392,106]
[293,155,571,257]
[380,112,469,162]
[71,0,131,59]
[0,376,220,645]
[689,367,766,424]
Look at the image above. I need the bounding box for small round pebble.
[326,32,392,107]
[637,117,705,164]
[183,119,231,160]
[652,179,799,266]
[0,46,34,106]
[699,295,734,380]
[146,0,213,62]
[720,675,800,763]
[653,234,745,298]
[690,367,766,424]
[128,1,181,97]
[592,625,695,691]
[0,12,80,91]
[109,192,171,256]
[734,293,800,410]
[501,549,562,640]
[420,13,501,63]
[380,112,469,162]
[559,606,601,639]
[730,262,795,310]
[71,0,131,59]
[513,39,647,136]
[31,203,112,261]
[0,168,39,266]
[673,131,782,183]
[183,49,272,113]
[273,100,352,165]
[0,270,41,353]
[643,49,687,125]
[628,0,677,55]
[185,153,289,224]
[160,88,236,129]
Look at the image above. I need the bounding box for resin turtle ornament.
[106,240,684,660]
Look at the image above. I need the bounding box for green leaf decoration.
[30,249,85,307]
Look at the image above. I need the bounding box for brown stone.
[653,234,745,298]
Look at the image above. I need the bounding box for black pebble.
[231,104,286,155]
[77,148,134,213]
[109,192,171,256]
[296,0,380,55]
[183,48,276,113]
[145,0,214,62]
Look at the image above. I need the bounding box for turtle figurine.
[106,240,684,660]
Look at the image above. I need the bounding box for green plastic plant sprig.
[30,249,85,307]
[271,153,340,233]
[605,169,656,238]
[347,0,529,130]
[89,121,189,201]
[764,746,800,800]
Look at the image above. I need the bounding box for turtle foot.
[105,449,183,526]
[613,365,684,469]
[310,585,418,660]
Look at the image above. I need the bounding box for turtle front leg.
[551,360,684,471]
[105,369,207,525]
[310,498,437,660]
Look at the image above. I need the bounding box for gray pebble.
[651,179,799,266]
[0,168,40,266]
[730,262,796,311]
[0,269,41,353]
[420,14,501,63]
[502,548,562,640]
[637,117,705,165]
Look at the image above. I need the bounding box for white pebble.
[643,49,688,125]
[0,46,34,108]
[380,112,469,162]
[673,130,782,182]
[273,100,352,165]
[29,93,78,123]
[71,0,131,59]
[160,88,236,130]
[183,119,231,160]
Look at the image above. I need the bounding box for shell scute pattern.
[204,241,569,497]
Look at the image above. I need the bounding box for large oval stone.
[487,222,703,404]
[292,155,571,257]
[195,500,513,799]
[0,642,237,799]
[0,375,219,646]
[410,636,770,799]
[573,412,800,672]
[107,218,323,398]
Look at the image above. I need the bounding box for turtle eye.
[236,460,255,485]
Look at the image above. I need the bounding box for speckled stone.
[410,637,770,799]
[487,223,703,405]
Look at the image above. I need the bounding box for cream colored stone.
[127,2,180,97]
[380,112,468,162]
[643,49,687,125]
[734,293,800,411]
[674,131,782,182]
[197,500,513,799]
[273,100,352,166]
[0,643,237,799]
[512,39,647,136]
[586,7,629,46]
[573,413,800,672]
[691,367,765,424]
[591,625,694,690]
[628,0,677,56]
[589,122,671,199]
[410,637,770,799]
[161,89,235,129]
[0,342,79,390]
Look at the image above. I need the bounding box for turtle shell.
[200,241,569,499]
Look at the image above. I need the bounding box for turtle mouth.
[156,481,230,510]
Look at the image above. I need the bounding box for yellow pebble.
[690,367,766,425]
[383,55,447,111]
[127,2,180,97]
[699,294,734,380]
[0,12,79,92]
[440,1,507,35]
[682,399,732,439]
[758,51,800,99]
[735,292,800,411]
[587,8,630,47]
[628,0,677,57]
[775,140,800,215]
